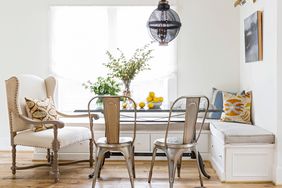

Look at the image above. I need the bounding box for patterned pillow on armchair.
[25,97,59,132]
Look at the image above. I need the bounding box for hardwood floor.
[0,151,281,188]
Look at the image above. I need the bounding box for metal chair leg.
[193,147,204,188]
[121,146,135,188]
[167,157,178,188]
[177,154,182,178]
[92,147,107,188]
[148,146,157,183]
[98,154,105,178]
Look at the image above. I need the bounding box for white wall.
[239,0,282,184]
[177,0,240,97]
[0,0,50,150]
[276,0,282,184]
[0,1,240,151]
[240,0,277,133]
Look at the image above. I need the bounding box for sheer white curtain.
[50,6,177,111]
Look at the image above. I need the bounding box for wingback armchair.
[5,74,99,182]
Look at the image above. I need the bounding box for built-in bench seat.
[210,120,275,182]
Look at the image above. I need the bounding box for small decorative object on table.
[146,91,164,109]
[104,43,153,97]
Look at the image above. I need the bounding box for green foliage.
[82,76,121,95]
[104,43,153,82]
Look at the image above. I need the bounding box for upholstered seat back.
[5,75,56,132]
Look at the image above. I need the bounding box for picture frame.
[244,11,263,63]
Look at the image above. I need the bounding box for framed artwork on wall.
[244,11,263,63]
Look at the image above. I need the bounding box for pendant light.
[147,0,182,46]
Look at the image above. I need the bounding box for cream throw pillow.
[221,91,252,124]
[25,97,58,132]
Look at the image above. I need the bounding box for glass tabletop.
[74,108,222,122]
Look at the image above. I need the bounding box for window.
[50,6,177,111]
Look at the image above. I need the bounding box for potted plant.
[82,76,121,107]
[104,43,153,97]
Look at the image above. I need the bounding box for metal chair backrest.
[88,96,137,145]
[165,96,209,145]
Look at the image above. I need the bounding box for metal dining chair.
[88,96,137,188]
[148,96,209,188]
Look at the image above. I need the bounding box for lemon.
[139,102,145,108]
[153,97,159,103]
[146,96,153,102]
[149,91,155,98]
[148,102,154,109]
[122,103,127,109]
[159,97,164,102]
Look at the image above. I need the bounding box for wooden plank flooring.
[0,151,281,188]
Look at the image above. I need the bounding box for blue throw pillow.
[210,88,224,119]
[209,88,243,119]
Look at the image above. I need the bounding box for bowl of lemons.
[146,92,164,109]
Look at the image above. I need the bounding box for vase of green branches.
[104,43,153,97]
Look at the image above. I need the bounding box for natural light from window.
[50,6,177,111]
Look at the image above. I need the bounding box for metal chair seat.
[96,137,133,146]
[154,137,197,149]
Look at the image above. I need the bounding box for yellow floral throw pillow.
[221,91,252,124]
[25,97,58,132]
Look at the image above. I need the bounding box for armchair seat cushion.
[14,126,91,149]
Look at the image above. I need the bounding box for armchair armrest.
[19,114,65,129]
[57,111,99,120]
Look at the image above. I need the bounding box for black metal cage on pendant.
[147,1,182,46]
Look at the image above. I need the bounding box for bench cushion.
[210,121,275,144]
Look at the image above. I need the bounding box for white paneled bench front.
[210,121,275,182]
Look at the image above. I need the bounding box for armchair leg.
[11,145,16,175]
[52,137,60,183]
[51,150,60,183]
[89,139,94,168]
